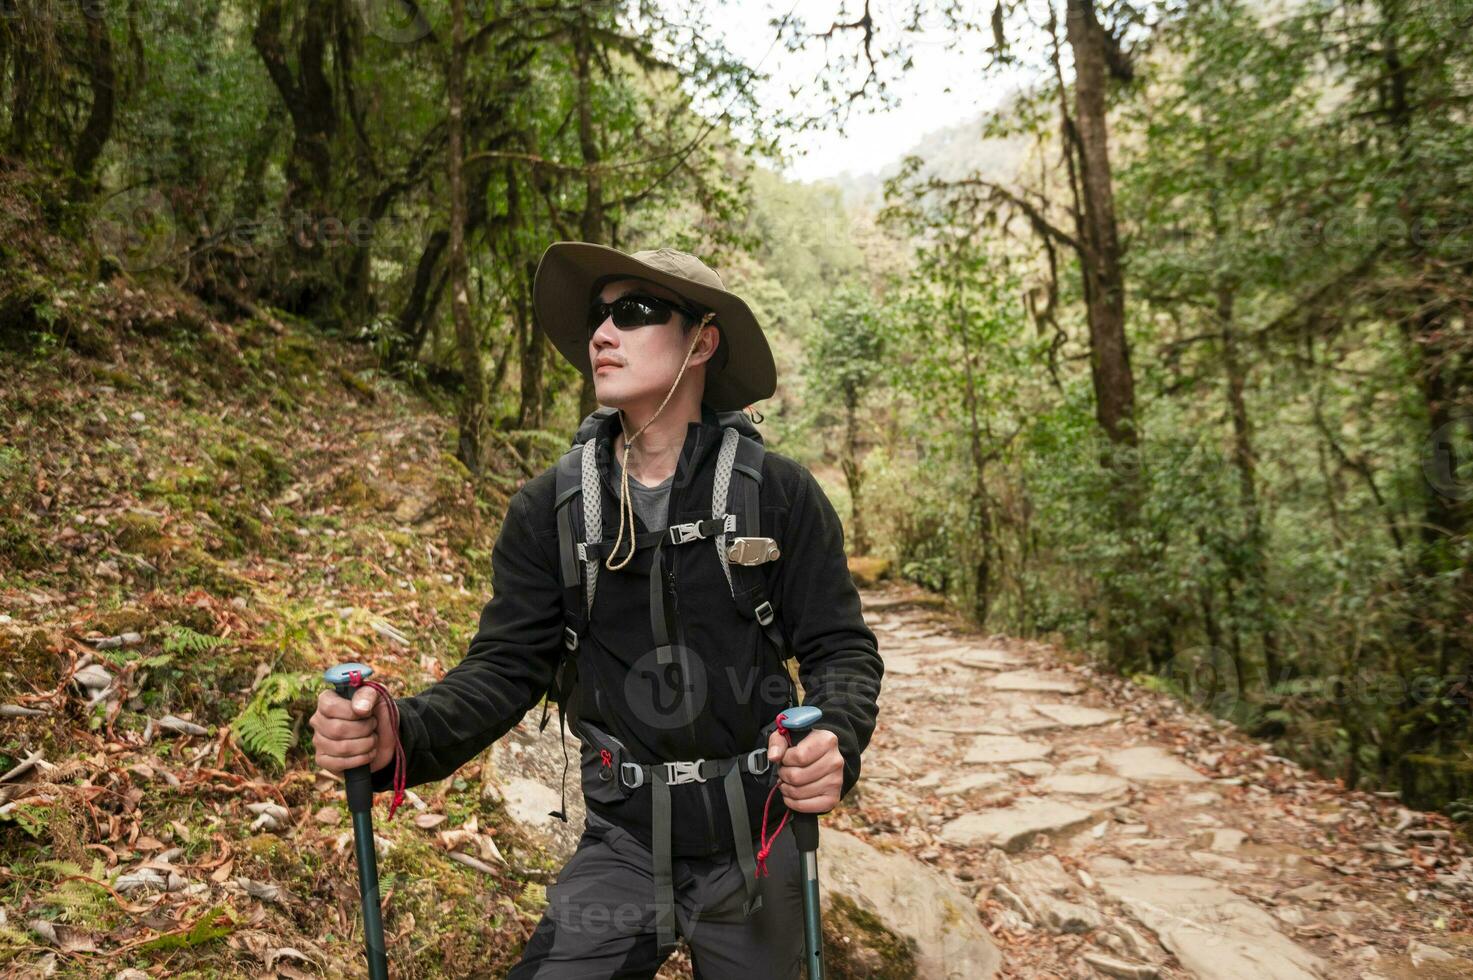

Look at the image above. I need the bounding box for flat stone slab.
[936,772,1011,797]
[940,798,1095,852]
[1105,746,1209,784]
[881,654,926,676]
[983,670,1083,694]
[949,648,1022,670]
[1003,854,1104,934]
[1009,761,1056,777]
[1097,873,1326,980]
[1037,772,1130,797]
[1031,703,1121,728]
[965,735,1052,765]
[823,829,1002,979]
[1059,754,1100,773]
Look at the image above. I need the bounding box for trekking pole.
[324,662,389,980]
[778,705,826,980]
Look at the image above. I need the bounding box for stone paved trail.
[496,581,1473,979]
[819,583,1473,979]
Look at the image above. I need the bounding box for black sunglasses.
[586,293,700,335]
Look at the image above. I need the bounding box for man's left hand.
[767,727,843,814]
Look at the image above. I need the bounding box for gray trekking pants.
[505,811,804,979]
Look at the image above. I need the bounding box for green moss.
[0,522,51,570]
[247,444,290,494]
[88,604,156,636]
[113,511,167,553]
[822,893,919,980]
[273,336,320,380]
[335,365,377,401]
[90,364,139,391]
[141,466,214,500]
[328,471,391,510]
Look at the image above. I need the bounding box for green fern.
[162,624,227,657]
[37,860,113,925]
[233,671,317,767]
[235,701,293,766]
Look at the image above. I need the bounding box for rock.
[1097,872,1325,980]
[991,853,1105,934]
[822,829,1002,979]
[1060,755,1101,773]
[1408,939,1472,970]
[1274,906,1307,926]
[502,777,564,829]
[983,670,1083,694]
[92,632,143,650]
[1031,703,1122,728]
[1104,746,1209,784]
[1008,760,1056,777]
[940,798,1095,851]
[1186,851,1258,875]
[1283,882,1340,905]
[1081,952,1160,979]
[936,772,1010,798]
[950,648,1021,670]
[965,735,1051,765]
[1181,790,1221,806]
[1038,773,1130,798]
[1191,828,1247,852]
[881,655,925,676]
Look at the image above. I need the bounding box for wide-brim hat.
[532,242,776,411]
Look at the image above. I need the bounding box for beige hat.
[532,242,776,411]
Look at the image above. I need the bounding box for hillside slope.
[1,268,567,976]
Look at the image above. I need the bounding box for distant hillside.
[803,110,1033,211]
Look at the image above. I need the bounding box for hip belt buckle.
[663,759,706,785]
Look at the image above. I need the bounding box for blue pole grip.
[778,705,824,852]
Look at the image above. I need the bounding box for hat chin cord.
[605,310,717,571]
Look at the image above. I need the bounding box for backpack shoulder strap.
[712,427,792,669]
[541,439,602,821]
[540,443,594,731]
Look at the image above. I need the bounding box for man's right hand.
[310,686,397,774]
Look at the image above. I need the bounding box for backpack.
[536,405,794,814]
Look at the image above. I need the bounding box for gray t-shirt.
[608,456,673,531]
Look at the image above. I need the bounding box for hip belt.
[578,718,773,957]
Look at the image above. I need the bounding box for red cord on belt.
[348,669,406,820]
[754,715,792,878]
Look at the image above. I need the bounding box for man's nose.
[591,316,621,347]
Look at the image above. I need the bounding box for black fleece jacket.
[372,405,883,854]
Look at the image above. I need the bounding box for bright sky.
[705,1,1015,184]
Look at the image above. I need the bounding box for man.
[309,242,883,978]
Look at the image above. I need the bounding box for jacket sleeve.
[371,486,563,792]
[774,465,884,802]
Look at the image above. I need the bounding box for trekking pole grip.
[327,663,378,813]
[778,705,824,851]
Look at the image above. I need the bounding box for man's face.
[588,277,716,409]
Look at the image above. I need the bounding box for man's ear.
[699,320,724,369]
